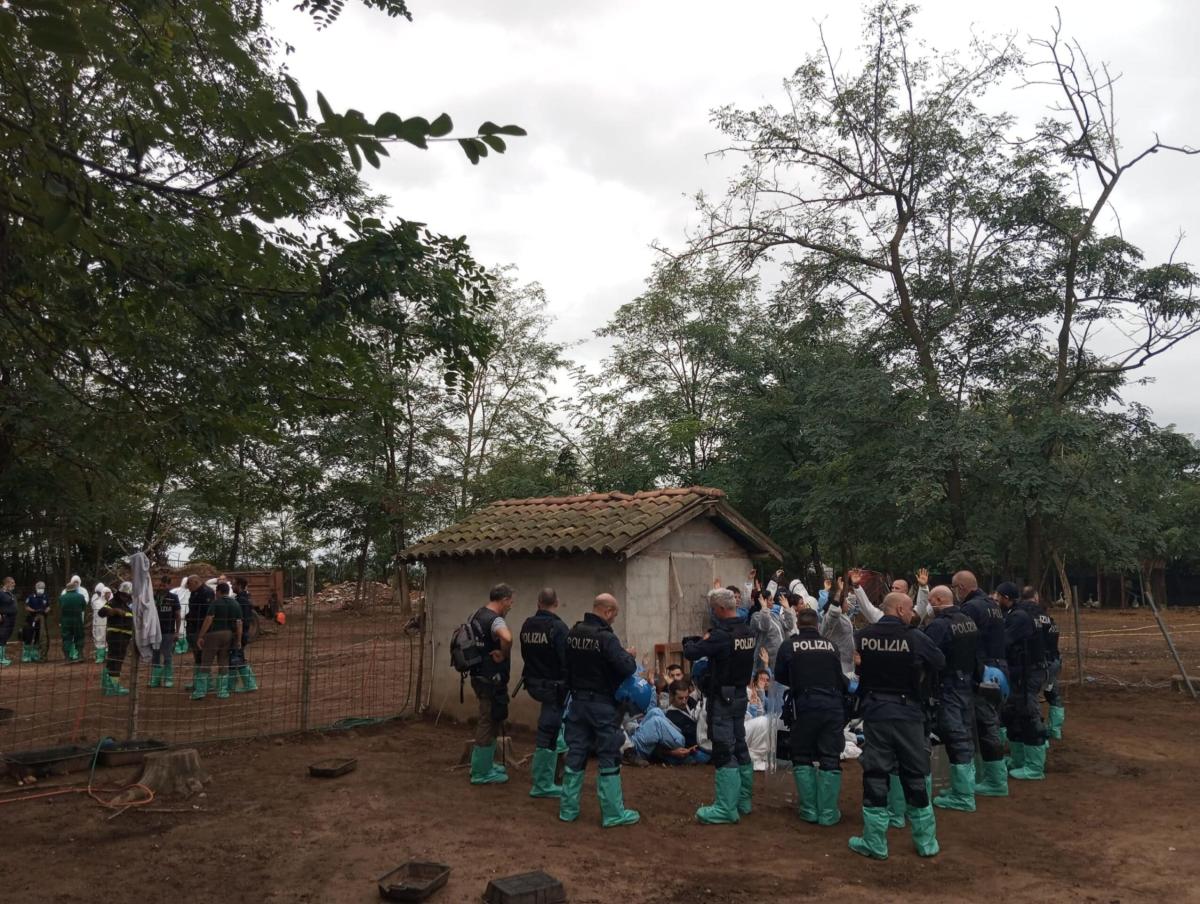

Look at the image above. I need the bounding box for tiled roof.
[402,486,781,560]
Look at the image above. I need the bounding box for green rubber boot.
[1009,741,1047,780]
[104,672,130,696]
[886,774,906,828]
[216,673,231,699]
[848,806,891,860]
[469,743,509,785]
[163,663,175,688]
[99,671,113,694]
[999,725,1008,749]
[792,765,818,823]
[816,769,842,826]
[149,665,162,688]
[558,767,584,822]
[68,645,80,662]
[529,748,564,798]
[190,670,210,701]
[907,802,940,857]
[1048,705,1065,740]
[20,644,33,663]
[175,634,189,655]
[696,766,742,824]
[555,725,569,755]
[0,645,11,667]
[974,759,1009,797]
[933,762,977,812]
[234,664,258,693]
[737,762,754,815]
[1007,740,1026,770]
[94,647,106,664]
[597,768,639,827]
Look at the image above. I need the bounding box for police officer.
[996,582,1049,780]
[1027,585,1065,740]
[519,587,569,798]
[951,569,1008,797]
[774,607,847,826]
[559,593,639,827]
[684,587,757,825]
[849,592,945,860]
[921,585,979,812]
[467,583,515,785]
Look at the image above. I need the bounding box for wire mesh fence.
[1056,605,1200,692]
[0,570,424,754]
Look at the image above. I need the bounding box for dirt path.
[3,681,1197,903]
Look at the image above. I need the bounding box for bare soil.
[3,608,1198,903]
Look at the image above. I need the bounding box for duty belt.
[571,689,613,702]
[866,690,917,705]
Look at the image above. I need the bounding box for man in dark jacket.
[684,587,757,824]
[0,576,16,667]
[951,569,1009,798]
[559,593,639,827]
[466,583,515,786]
[22,581,49,663]
[921,585,980,812]
[775,607,848,826]
[230,577,259,693]
[849,592,945,861]
[519,587,569,798]
[997,582,1049,780]
[184,576,215,690]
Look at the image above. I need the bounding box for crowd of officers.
[462,570,1064,859]
[0,574,260,702]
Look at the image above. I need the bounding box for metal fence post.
[1072,583,1084,688]
[300,562,316,731]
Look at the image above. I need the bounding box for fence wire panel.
[1056,607,1200,690]
[0,582,421,753]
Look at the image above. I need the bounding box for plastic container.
[483,872,567,904]
[309,757,358,778]
[377,862,451,902]
[4,745,95,777]
[97,739,169,768]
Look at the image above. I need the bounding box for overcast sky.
[268,0,1200,435]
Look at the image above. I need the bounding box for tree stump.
[116,748,211,802]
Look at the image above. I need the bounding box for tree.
[596,256,756,485]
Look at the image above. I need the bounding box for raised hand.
[916,567,929,587]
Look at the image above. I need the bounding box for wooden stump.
[116,748,211,803]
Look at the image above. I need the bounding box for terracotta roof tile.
[403,486,728,560]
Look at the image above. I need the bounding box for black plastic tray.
[378,862,450,902]
[484,871,566,904]
[98,739,168,768]
[309,757,358,778]
[4,745,95,777]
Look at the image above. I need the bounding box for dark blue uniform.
[520,608,569,749]
[563,612,636,771]
[775,628,847,771]
[855,615,945,808]
[921,605,978,765]
[683,616,756,770]
[1003,601,1047,746]
[469,606,510,748]
[959,588,1007,761]
[1038,606,1062,707]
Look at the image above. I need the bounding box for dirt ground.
[3,607,1198,903]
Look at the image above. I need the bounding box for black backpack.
[450,616,484,674]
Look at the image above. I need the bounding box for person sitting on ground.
[98,582,135,696]
[656,680,710,765]
[745,663,777,771]
[58,575,88,662]
[657,662,686,708]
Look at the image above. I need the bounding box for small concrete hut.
[403,486,783,725]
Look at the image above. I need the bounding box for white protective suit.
[90,583,111,650]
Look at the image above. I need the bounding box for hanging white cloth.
[130,551,161,660]
[174,577,191,622]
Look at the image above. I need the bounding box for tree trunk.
[1025,513,1044,598]
[119,748,211,801]
[227,510,242,571]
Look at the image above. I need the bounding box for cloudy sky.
[268,0,1199,435]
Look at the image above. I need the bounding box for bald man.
[848,592,945,860]
[921,585,979,812]
[559,594,639,827]
[951,570,1009,797]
